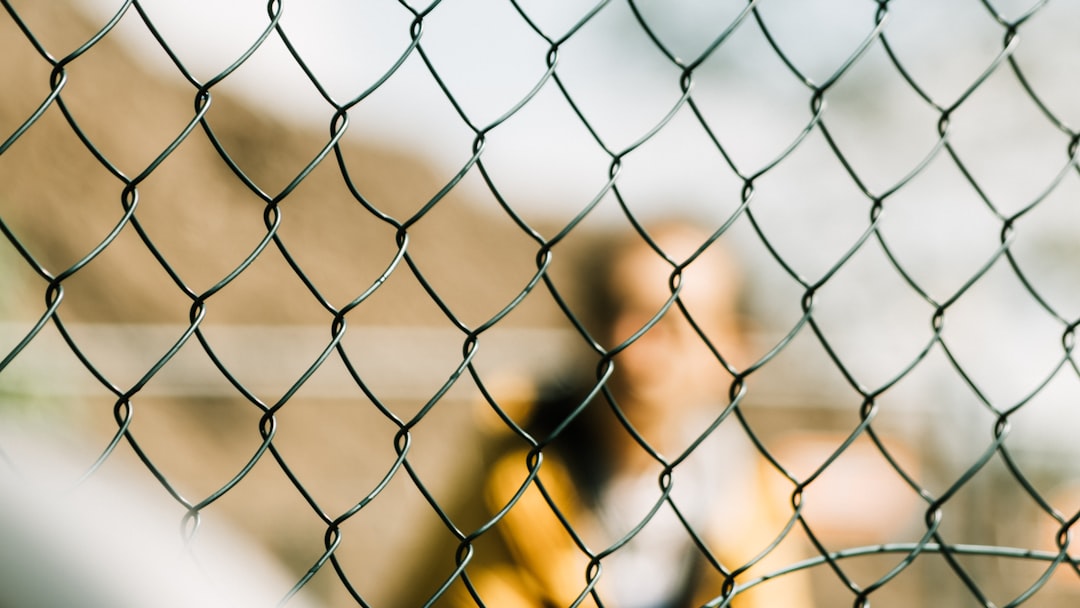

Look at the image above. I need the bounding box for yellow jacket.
[448,440,813,608]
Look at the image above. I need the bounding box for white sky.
[69,0,897,219]
[66,1,1080,225]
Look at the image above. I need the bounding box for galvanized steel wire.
[2,0,1080,606]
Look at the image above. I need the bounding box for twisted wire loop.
[2,0,1080,606]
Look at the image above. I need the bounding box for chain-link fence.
[3,1,1080,606]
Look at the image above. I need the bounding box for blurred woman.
[451,221,812,608]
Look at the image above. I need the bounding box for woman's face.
[603,230,742,417]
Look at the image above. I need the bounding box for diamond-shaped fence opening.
[3,1,1080,607]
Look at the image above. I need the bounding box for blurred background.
[3,0,1080,605]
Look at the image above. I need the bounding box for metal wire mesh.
[3,0,1080,606]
